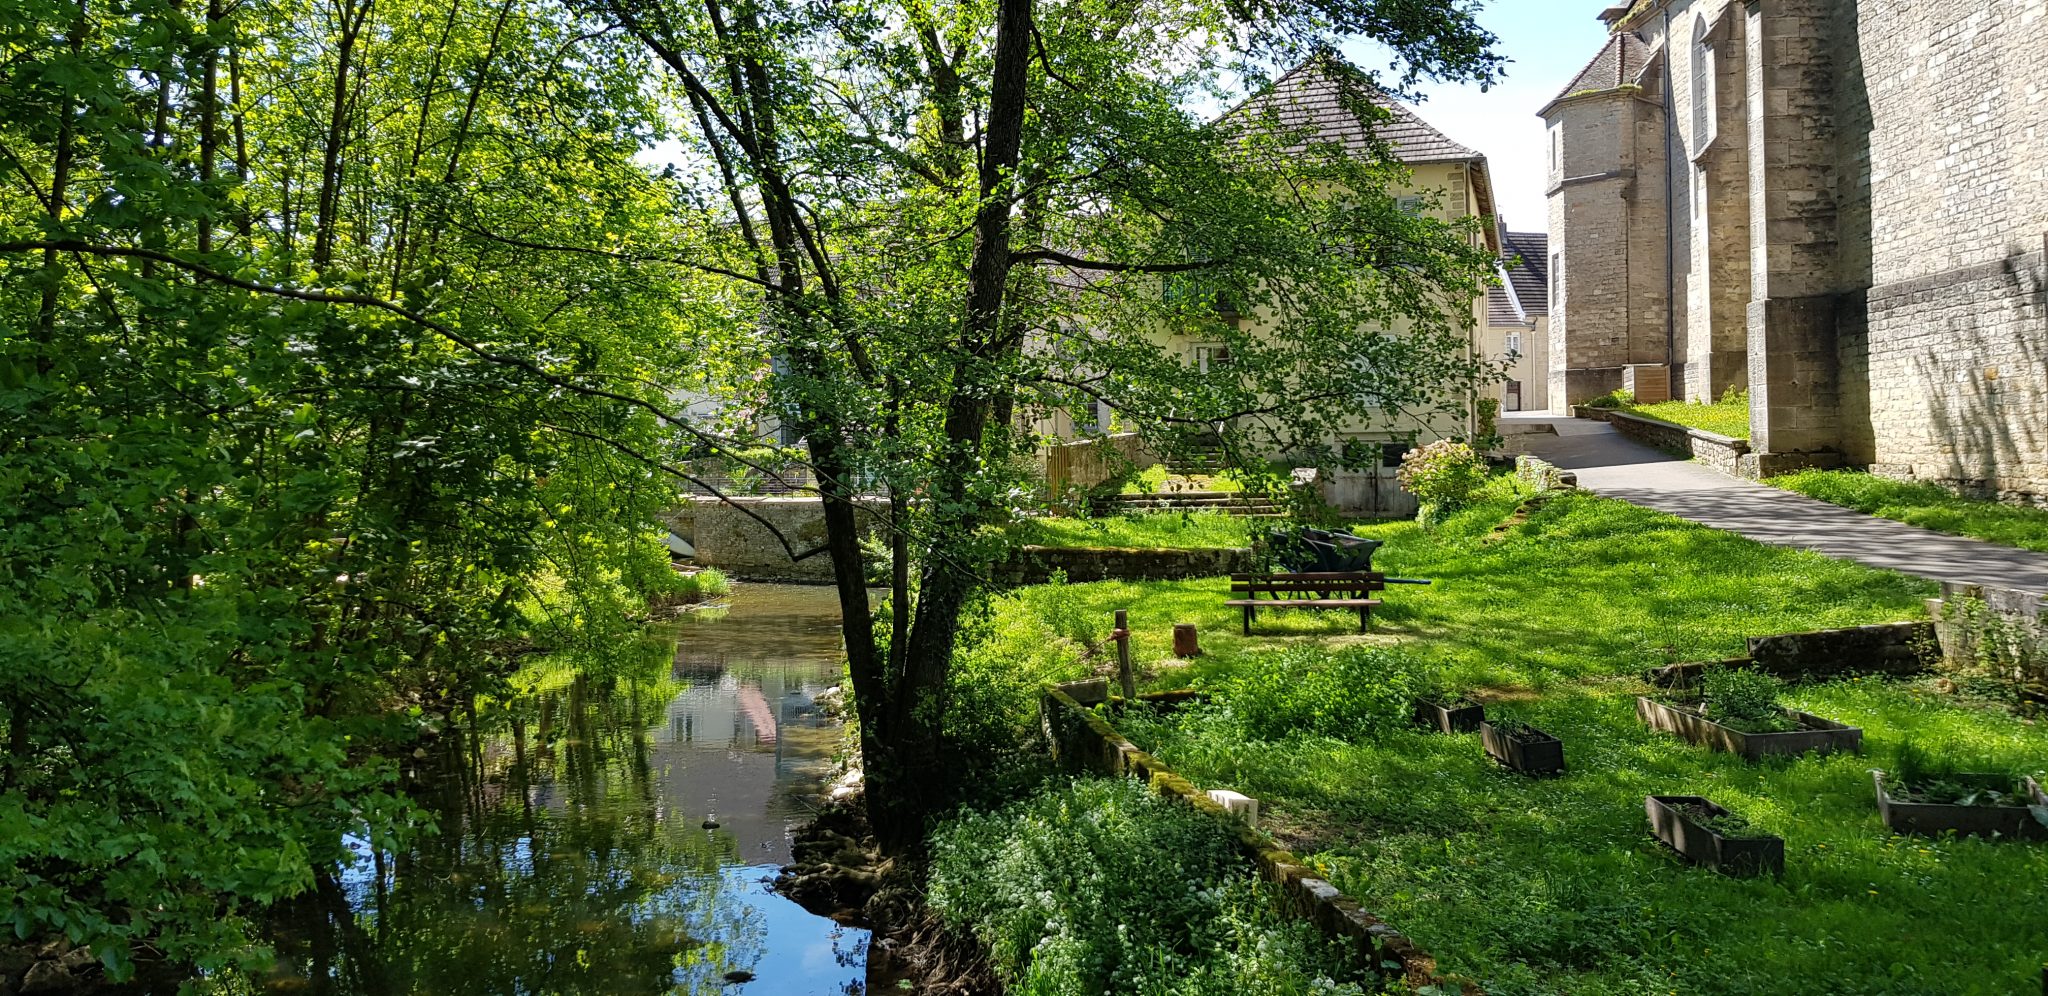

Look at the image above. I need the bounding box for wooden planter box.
[1872,771,2048,841]
[1636,696,1862,760]
[1480,721,1565,776]
[1646,795,1785,878]
[1413,698,1483,734]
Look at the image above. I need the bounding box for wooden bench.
[1226,572,1385,635]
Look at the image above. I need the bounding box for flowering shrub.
[1395,440,1487,526]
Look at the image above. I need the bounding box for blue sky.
[1344,1,1615,234]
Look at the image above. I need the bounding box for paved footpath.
[1503,413,2048,595]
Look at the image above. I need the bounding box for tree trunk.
[858,0,1034,855]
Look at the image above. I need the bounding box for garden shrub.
[928,777,1380,996]
[1697,668,1795,733]
[1395,440,1486,528]
[1201,644,1428,742]
[1582,387,1633,408]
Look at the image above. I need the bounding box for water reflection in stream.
[263,585,864,995]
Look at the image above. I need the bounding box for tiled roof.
[1543,31,1654,113]
[1220,58,1483,165]
[1487,229,1548,326]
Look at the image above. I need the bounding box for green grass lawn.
[1003,510,1264,551]
[969,487,2048,994]
[1770,468,2048,554]
[1616,395,1751,439]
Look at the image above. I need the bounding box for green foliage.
[1196,645,1428,742]
[1770,469,2048,554]
[1890,738,2041,809]
[1395,440,1486,526]
[1124,465,1174,495]
[928,777,1379,996]
[0,0,702,971]
[1582,388,1633,409]
[1063,493,2048,993]
[1007,512,1256,551]
[1473,397,1501,452]
[1678,802,1771,840]
[1697,668,1796,733]
[1619,391,1751,439]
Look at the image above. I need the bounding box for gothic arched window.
[1691,13,1717,152]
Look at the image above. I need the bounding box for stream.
[259,584,867,995]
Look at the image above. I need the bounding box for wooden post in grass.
[1173,623,1201,658]
[1113,609,1134,702]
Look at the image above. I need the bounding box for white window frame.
[1504,331,1522,357]
[1194,344,1231,373]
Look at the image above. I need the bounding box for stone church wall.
[1831,0,2048,499]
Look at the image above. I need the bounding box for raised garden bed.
[1636,696,1862,760]
[1645,795,1785,878]
[1480,720,1565,776]
[1872,771,2048,841]
[1413,696,1483,734]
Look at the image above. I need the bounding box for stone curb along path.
[1507,415,2048,595]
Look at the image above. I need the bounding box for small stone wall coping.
[1039,686,1472,993]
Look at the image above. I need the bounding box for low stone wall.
[1604,411,1752,477]
[1513,454,1578,490]
[1644,622,1938,686]
[1929,582,2046,700]
[1039,684,1465,993]
[997,545,1257,585]
[665,496,887,580]
[1603,411,1842,480]
[1746,622,1938,678]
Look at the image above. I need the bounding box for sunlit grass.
[1617,393,1752,439]
[1004,510,1266,551]
[1771,468,2048,554]
[980,487,2048,993]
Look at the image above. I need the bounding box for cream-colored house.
[1485,227,1550,413]
[1038,60,1502,482]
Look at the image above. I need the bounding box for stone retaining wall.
[1645,621,1938,686]
[996,545,1257,585]
[665,496,887,580]
[1746,622,1937,678]
[1039,684,1467,993]
[1929,582,2046,700]
[1604,410,1841,479]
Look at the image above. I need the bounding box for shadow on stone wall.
[1912,246,2048,498]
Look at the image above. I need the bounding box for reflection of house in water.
[649,586,853,865]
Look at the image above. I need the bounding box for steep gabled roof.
[1487,229,1548,327]
[1540,31,1654,115]
[1221,58,1483,165]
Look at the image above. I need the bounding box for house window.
[1380,442,1412,468]
[1550,125,1561,172]
[1504,332,1522,357]
[1550,252,1561,305]
[1194,344,1232,373]
[1395,195,1426,217]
